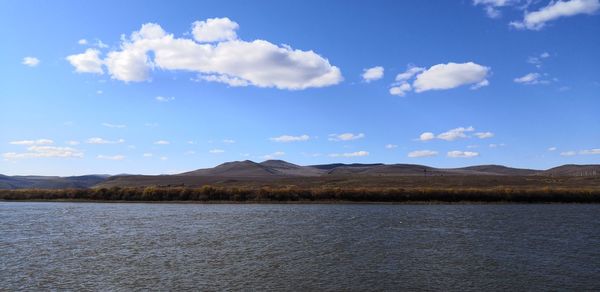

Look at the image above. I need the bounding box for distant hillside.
[0,175,108,190]
[3,161,599,190]
[540,165,600,177]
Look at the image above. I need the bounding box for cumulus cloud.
[97,154,125,160]
[362,66,384,82]
[86,137,125,144]
[389,62,490,96]
[408,150,438,158]
[3,146,83,160]
[474,132,494,139]
[78,39,88,45]
[270,134,310,143]
[329,151,369,157]
[66,49,104,74]
[66,19,342,90]
[102,122,126,128]
[209,149,225,154]
[22,57,40,67]
[154,140,170,145]
[413,62,490,92]
[510,0,600,30]
[528,52,551,68]
[192,17,239,42]
[9,139,54,145]
[437,126,475,141]
[328,133,365,141]
[263,151,285,159]
[548,146,557,151]
[385,144,398,149]
[418,132,435,141]
[389,82,412,96]
[447,150,480,158]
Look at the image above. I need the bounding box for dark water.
[1,202,599,291]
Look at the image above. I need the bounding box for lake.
[1,202,599,291]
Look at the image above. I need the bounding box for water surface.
[1,202,599,291]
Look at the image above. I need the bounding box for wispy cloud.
[328,133,365,141]
[153,140,170,145]
[270,134,310,143]
[22,56,40,67]
[3,146,83,160]
[263,151,285,159]
[155,96,175,102]
[209,149,225,154]
[510,0,600,30]
[329,151,369,157]
[447,150,480,158]
[102,122,126,128]
[408,150,438,158]
[97,154,125,160]
[9,139,53,145]
[86,137,125,144]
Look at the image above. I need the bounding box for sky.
[1,0,599,176]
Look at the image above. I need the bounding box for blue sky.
[1,0,599,176]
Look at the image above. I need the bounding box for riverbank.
[1,186,599,203]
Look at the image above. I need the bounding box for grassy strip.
[1,186,600,203]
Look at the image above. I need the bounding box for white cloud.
[413,62,490,92]
[408,150,438,158]
[102,122,126,128]
[362,66,384,82]
[447,150,480,158]
[395,66,425,82]
[9,139,54,145]
[95,40,109,49]
[385,144,398,149]
[580,148,600,155]
[66,49,104,74]
[143,153,153,157]
[192,17,239,43]
[263,151,285,159]
[389,82,412,96]
[22,57,40,67]
[78,39,88,45]
[97,154,125,160]
[270,134,310,143]
[514,72,550,85]
[96,90,103,95]
[209,149,225,154]
[86,137,125,144]
[67,20,342,90]
[328,133,365,141]
[418,132,435,141]
[154,140,170,145]
[528,52,551,67]
[195,74,250,87]
[510,0,600,30]
[222,139,235,144]
[437,126,475,141]
[473,0,516,18]
[560,150,577,156]
[329,151,369,158]
[66,140,80,145]
[474,131,494,139]
[155,96,175,102]
[3,146,83,160]
[548,146,557,151]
